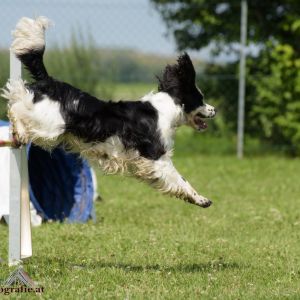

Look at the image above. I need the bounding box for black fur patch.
[18,47,201,161]
[28,79,166,160]
[17,49,49,81]
[157,52,204,113]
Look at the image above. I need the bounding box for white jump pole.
[8,50,32,266]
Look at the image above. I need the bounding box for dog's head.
[158,53,216,131]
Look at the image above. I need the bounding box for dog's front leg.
[135,156,212,208]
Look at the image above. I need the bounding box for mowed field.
[1,130,300,299]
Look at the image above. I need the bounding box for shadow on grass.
[31,257,241,274]
[89,261,241,273]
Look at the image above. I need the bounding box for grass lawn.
[110,82,156,101]
[1,130,300,299]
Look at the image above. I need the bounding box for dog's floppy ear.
[157,53,195,92]
[177,52,196,83]
[157,64,180,93]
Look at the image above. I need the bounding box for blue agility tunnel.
[28,144,95,222]
[0,120,96,223]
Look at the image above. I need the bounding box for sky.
[0,0,218,59]
[1,0,177,53]
[0,0,232,61]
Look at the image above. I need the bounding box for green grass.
[110,82,156,101]
[1,133,300,299]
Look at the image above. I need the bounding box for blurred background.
[1,0,300,156]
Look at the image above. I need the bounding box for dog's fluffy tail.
[11,16,52,81]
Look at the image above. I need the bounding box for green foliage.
[150,0,300,52]
[98,49,166,84]
[198,63,238,135]
[98,49,205,86]
[249,43,300,154]
[151,0,300,154]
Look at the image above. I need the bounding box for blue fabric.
[0,120,9,127]
[0,120,95,222]
[28,145,95,222]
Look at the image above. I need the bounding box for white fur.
[2,79,65,145]
[150,155,210,206]
[86,136,137,162]
[2,15,213,208]
[82,135,139,173]
[198,103,216,118]
[11,16,51,55]
[28,96,65,139]
[2,80,211,207]
[80,139,210,206]
[142,91,185,150]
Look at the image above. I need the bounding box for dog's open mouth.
[193,114,208,130]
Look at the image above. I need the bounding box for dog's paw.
[194,195,212,208]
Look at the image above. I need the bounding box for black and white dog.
[2,17,216,208]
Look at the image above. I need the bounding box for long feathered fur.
[2,16,217,208]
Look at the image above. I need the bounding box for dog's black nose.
[214,108,218,114]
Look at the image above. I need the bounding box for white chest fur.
[142,92,184,150]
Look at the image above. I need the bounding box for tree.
[151,0,300,153]
[151,0,300,53]
[249,43,300,154]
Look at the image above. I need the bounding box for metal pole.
[237,0,248,159]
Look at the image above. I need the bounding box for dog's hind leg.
[134,155,212,208]
[2,79,65,148]
[2,79,33,144]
